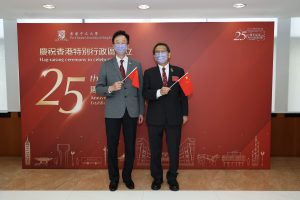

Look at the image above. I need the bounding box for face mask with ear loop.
[114,43,128,55]
[155,52,168,64]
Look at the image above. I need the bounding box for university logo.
[56,30,68,41]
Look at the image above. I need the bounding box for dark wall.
[0,112,22,156]
[271,113,300,156]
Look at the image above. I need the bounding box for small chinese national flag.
[128,68,140,88]
[179,73,193,96]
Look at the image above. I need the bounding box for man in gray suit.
[96,30,144,191]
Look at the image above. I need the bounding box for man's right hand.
[109,81,123,92]
[160,87,170,96]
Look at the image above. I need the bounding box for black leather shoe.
[123,179,135,189]
[168,180,179,191]
[151,180,162,190]
[109,181,119,191]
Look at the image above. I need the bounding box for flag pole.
[122,67,137,82]
[169,72,189,89]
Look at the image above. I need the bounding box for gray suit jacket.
[96,57,144,118]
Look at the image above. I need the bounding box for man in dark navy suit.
[143,43,189,191]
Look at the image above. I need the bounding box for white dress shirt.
[108,55,128,94]
[116,55,128,74]
[156,63,170,99]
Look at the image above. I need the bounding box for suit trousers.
[148,124,182,183]
[105,109,137,182]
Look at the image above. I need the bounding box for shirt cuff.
[156,89,162,99]
[107,86,112,94]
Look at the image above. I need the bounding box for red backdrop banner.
[18,22,274,169]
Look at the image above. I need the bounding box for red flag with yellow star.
[128,67,139,88]
[179,73,193,96]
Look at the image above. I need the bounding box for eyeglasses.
[155,51,168,53]
[114,41,128,45]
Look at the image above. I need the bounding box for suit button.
[124,86,127,89]
[124,95,127,98]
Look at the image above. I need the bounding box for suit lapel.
[127,58,134,76]
[112,57,123,80]
[168,65,174,87]
[155,66,164,87]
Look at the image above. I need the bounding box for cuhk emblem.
[57,30,66,40]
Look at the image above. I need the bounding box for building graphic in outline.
[103,146,108,166]
[136,137,196,167]
[24,136,31,166]
[70,151,76,167]
[222,151,246,167]
[251,136,260,166]
[57,144,70,167]
[197,154,220,167]
[136,138,151,166]
[179,138,196,167]
[80,157,102,166]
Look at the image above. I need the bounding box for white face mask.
[114,43,127,55]
[155,52,168,64]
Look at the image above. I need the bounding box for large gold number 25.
[36,68,86,114]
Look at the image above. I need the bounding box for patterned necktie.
[162,67,168,87]
[120,59,126,79]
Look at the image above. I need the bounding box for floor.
[0,191,300,200]
[0,157,299,199]
[1,157,300,190]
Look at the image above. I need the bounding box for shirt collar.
[116,55,128,64]
[158,63,170,71]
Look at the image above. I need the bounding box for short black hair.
[112,30,130,44]
[152,42,170,55]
